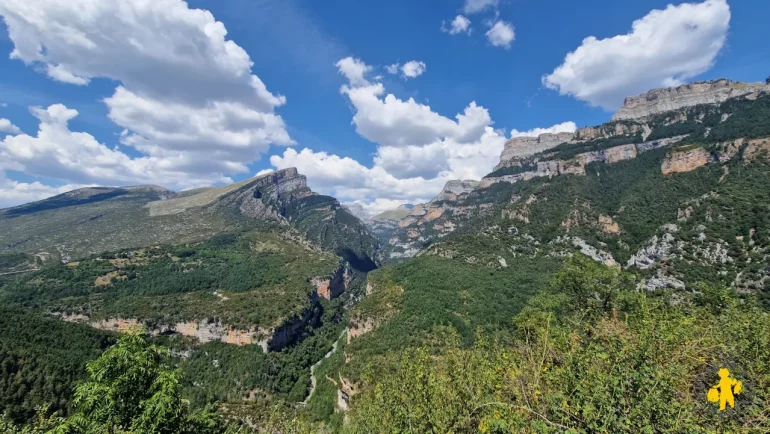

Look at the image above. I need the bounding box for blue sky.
[0,0,768,212]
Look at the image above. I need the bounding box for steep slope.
[0,168,378,269]
[387,82,770,293]
[367,204,413,246]
[322,80,770,424]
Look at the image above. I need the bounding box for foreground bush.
[345,257,770,433]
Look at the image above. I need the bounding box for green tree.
[551,254,631,315]
[54,328,225,434]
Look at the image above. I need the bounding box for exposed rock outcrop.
[612,79,768,121]
[481,136,685,189]
[556,237,618,268]
[661,147,711,175]
[626,233,682,269]
[436,180,480,202]
[312,262,352,300]
[337,375,358,412]
[148,167,311,217]
[58,314,270,349]
[495,132,575,170]
[743,138,770,162]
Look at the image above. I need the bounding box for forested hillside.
[3,85,770,433]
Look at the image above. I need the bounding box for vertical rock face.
[312,263,352,300]
[59,315,267,348]
[496,132,575,170]
[436,180,480,202]
[661,147,712,175]
[612,79,768,121]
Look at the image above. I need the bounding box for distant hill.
[0,168,378,270]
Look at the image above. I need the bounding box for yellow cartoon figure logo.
[707,368,742,410]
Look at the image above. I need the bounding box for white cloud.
[0,104,231,192]
[0,118,22,135]
[542,0,731,110]
[45,63,90,85]
[349,198,412,216]
[336,57,372,87]
[386,63,400,75]
[400,61,427,79]
[486,21,515,49]
[268,57,509,207]
[511,121,577,138]
[269,123,506,206]
[0,0,293,193]
[443,15,472,35]
[0,176,91,209]
[464,0,498,14]
[255,168,274,177]
[336,57,492,148]
[374,142,449,179]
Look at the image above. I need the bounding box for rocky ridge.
[612,79,769,121]
[482,135,685,188]
[384,80,770,264]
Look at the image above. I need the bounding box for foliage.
[345,257,770,433]
[304,332,347,429]
[279,195,378,271]
[0,307,115,424]
[0,231,338,329]
[484,162,537,179]
[178,297,346,407]
[49,329,226,433]
[343,255,560,382]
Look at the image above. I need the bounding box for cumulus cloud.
[542,0,731,110]
[0,118,22,135]
[336,57,373,87]
[486,21,515,49]
[337,57,491,148]
[400,61,427,79]
[0,0,293,196]
[511,121,577,138]
[384,61,427,79]
[464,0,498,14]
[268,58,509,207]
[442,15,472,35]
[0,104,231,193]
[374,143,449,179]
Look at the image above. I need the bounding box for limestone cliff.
[612,79,768,121]
[495,132,575,170]
[148,167,312,217]
[481,136,684,188]
[311,262,352,300]
[661,147,711,175]
[436,180,480,202]
[59,314,271,350]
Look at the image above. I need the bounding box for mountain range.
[2,78,770,431]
